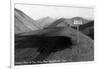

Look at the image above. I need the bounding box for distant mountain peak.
[44,16,52,19]
[36,16,56,28]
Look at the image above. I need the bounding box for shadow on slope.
[15,34,74,65]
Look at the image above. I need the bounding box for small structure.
[71,17,83,26]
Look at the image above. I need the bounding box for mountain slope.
[37,16,55,28]
[14,8,41,34]
[15,25,93,64]
[44,26,93,62]
[46,17,89,28]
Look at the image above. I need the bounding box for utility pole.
[77,25,79,44]
[73,20,82,44]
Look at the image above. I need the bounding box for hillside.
[15,25,93,64]
[44,26,93,62]
[37,16,55,28]
[14,8,41,34]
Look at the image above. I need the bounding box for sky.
[15,4,94,20]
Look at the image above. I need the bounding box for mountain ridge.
[15,8,42,34]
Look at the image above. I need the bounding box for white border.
[10,0,14,69]
[10,1,95,69]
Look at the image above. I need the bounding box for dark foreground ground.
[15,26,94,65]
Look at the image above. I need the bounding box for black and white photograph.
[14,3,94,65]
